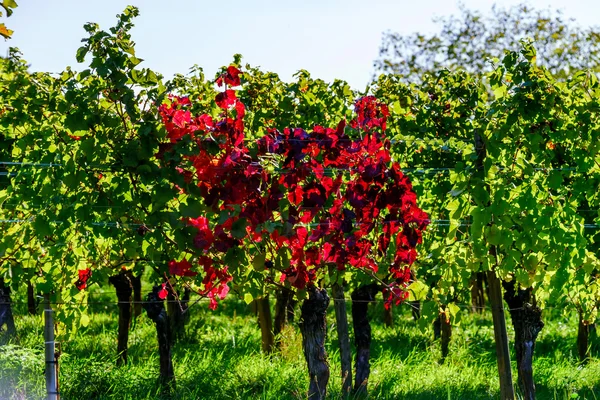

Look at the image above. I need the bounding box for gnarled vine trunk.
[132,273,142,318]
[299,286,330,400]
[0,278,16,343]
[167,287,190,345]
[383,304,393,328]
[433,316,441,340]
[503,280,543,400]
[27,280,37,315]
[287,295,297,324]
[471,272,487,313]
[332,281,352,397]
[440,313,452,362]
[109,271,134,366]
[577,312,590,362]
[351,284,378,396]
[256,296,274,353]
[143,285,175,390]
[274,287,294,346]
[434,307,453,362]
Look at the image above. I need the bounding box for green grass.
[1,291,600,399]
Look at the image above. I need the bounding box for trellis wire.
[0,160,583,173]
[2,217,600,229]
[2,297,580,312]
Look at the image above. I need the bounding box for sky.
[1,0,598,89]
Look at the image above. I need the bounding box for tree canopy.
[374,3,600,82]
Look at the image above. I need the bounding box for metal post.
[44,294,59,400]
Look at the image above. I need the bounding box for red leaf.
[197,114,214,130]
[288,185,303,206]
[173,109,191,128]
[169,259,198,277]
[217,66,242,87]
[215,90,237,109]
[158,283,168,300]
[217,283,230,299]
[235,100,245,119]
[186,216,210,230]
[225,66,242,86]
[75,268,92,290]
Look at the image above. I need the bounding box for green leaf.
[0,190,8,206]
[80,138,94,161]
[34,216,51,238]
[449,181,467,197]
[485,225,502,246]
[141,240,151,256]
[420,300,439,325]
[277,247,291,270]
[548,170,563,190]
[406,281,428,302]
[80,313,90,327]
[296,289,307,301]
[180,200,205,218]
[252,252,266,272]
[520,40,537,62]
[447,199,460,212]
[391,101,403,114]
[515,269,531,288]
[493,85,507,99]
[145,70,159,84]
[3,0,18,10]
[65,112,88,132]
[231,219,248,239]
[76,46,88,63]
[448,303,460,318]
[224,247,247,274]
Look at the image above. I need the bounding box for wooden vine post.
[474,129,514,399]
[487,271,515,400]
[329,265,353,397]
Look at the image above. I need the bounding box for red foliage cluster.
[75,268,92,290]
[201,261,232,310]
[256,98,429,300]
[168,259,198,277]
[157,66,429,309]
[216,65,242,87]
[351,95,390,131]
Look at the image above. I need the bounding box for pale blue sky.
[1,0,598,89]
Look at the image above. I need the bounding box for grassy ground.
[1,287,600,399]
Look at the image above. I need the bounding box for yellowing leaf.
[0,23,13,39]
[407,281,429,301]
[80,313,90,327]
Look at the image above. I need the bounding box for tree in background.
[374,2,600,82]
